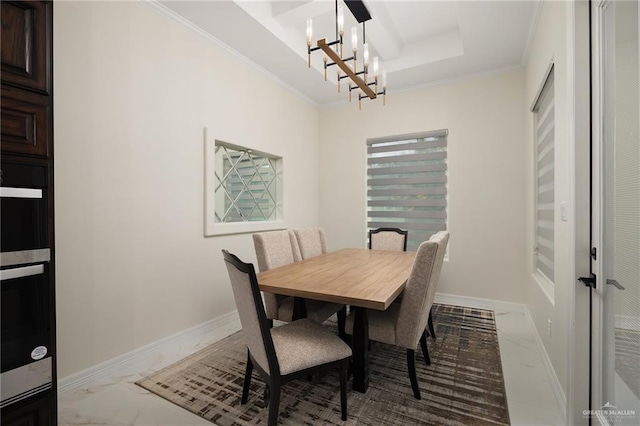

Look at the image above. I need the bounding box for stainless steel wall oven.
[1,161,53,408]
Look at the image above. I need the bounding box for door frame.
[567,0,596,424]
[588,1,640,424]
[584,0,622,423]
[589,0,607,418]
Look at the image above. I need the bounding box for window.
[204,135,283,236]
[533,68,555,283]
[366,130,448,251]
[214,142,278,223]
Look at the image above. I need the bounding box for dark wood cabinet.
[1,1,56,425]
[1,1,51,95]
[1,86,51,157]
[1,0,52,159]
[1,390,53,426]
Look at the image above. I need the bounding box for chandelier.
[306,0,387,109]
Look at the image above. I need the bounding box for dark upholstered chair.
[346,231,449,399]
[369,227,408,251]
[222,250,351,426]
[253,230,343,327]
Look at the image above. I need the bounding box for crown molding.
[140,0,320,109]
[522,0,543,66]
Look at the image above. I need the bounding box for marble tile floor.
[58,302,565,425]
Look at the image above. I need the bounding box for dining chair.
[292,227,329,259]
[253,230,344,332]
[222,250,351,426]
[290,227,347,335]
[369,227,408,251]
[345,231,450,399]
[424,231,449,340]
[385,229,440,341]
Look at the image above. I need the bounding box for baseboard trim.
[523,307,568,420]
[434,292,526,313]
[57,310,241,396]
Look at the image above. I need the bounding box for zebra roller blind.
[533,68,555,282]
[367,130,448,251]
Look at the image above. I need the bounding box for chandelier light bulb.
[306,19,313,45]
[382,71,387,89]
[373,56,379,77]
[363,43,369,66]
[351,26,358,52]
[337,6,344,34]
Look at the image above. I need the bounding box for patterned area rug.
[137,304,510,425]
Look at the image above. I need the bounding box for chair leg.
[267,381,281,426]
[241,351,253,404]
[428,309,436,339]
[263,385,270,407]
[419,330,431,366]
[337,306,347,339]
[267,319,274,329]
[407,349,421,400]
[340,358,348,421]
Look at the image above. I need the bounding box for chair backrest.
[293,227,329,259]
[395,231,450,349]
[369,228,408,251]
[252,230,301,320]
[253,230,301,272]
[222,250,279,376]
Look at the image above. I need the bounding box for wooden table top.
[257,248,416,310]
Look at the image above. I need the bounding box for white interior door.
[595,1,640,424]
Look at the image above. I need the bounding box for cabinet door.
[1,86,50,157]
[1,1,51,94]
[0,390,52,426]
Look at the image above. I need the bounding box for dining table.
[256,248,416,393]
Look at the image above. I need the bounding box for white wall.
[318,69,527,303]
[54,1,320,378]
[524,0,573,400]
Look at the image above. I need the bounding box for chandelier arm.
[309,39,339,54]
[327,55,356,68]
[318,39,376,99]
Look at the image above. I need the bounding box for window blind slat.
[368,187,447,196]
[369,222,447,232]
[367,165,447,175]
[368,199,446,207]
[368,210,447,219]
[368,176,446,186]
[367,129,448,145]
[368,139,447,154]
[368,152,447,165]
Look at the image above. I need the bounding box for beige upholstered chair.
[222,250,351,425]
[369,227,408,251]
[253,230,301,324]
[385,230,441,340]
[346,231,450,399]
[253,230,344,329]
[292,227,329,259]
[290,227,347,334]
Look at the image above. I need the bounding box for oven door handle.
[0,264,45,281]
[0,187,43,199]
